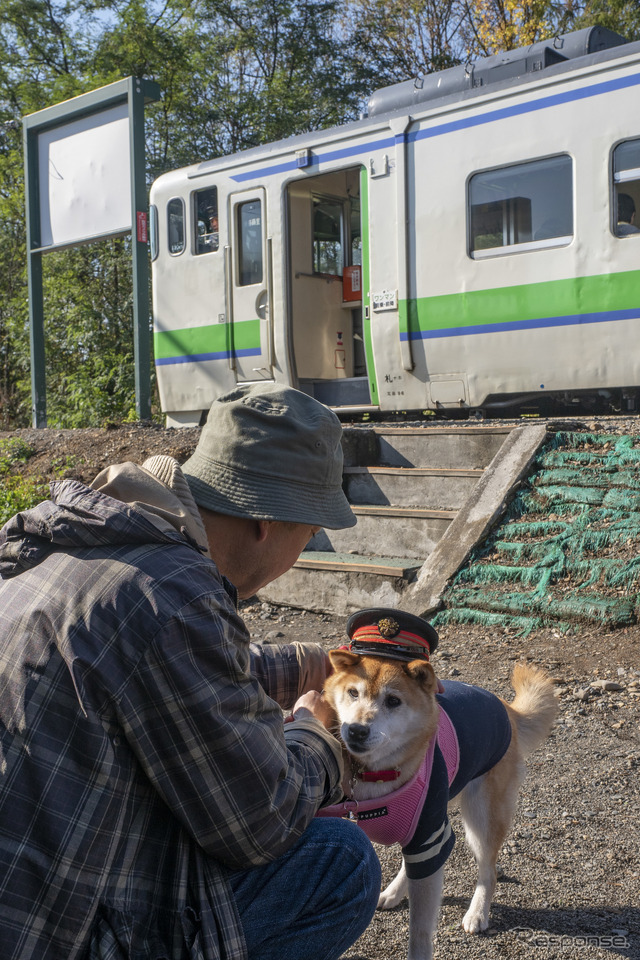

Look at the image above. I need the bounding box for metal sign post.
[23,77,161,427]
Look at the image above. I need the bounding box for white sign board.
[38,103,132,248]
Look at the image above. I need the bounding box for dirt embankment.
[0,422,202,486]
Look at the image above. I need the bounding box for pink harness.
[317,708,459,846]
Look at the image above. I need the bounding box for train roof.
[367,26,629,117]
[186,26,640,182]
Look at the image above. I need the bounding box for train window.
[167,198,185,255]
[237,199,263,285]
[613,140,640,238]
[313,197,344,275]
[469,155,573,258]
[195,187,219,254]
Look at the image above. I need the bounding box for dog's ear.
[404,659,437,693]
[328,649,361,673]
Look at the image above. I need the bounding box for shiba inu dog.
[318,607,558,960]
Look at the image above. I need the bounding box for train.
[149,25,640,426]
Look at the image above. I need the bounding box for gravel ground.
[242,602,640,960]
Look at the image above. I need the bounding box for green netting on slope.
[432,431,640,634]
[497,519,572,538]
[433,607,571,634]
[496,514,640,556]
[536,467,640,488]
[443,586,635,626]
[455,556,640,594]
[540,434,640,466]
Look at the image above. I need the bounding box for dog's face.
[324,650,440,770]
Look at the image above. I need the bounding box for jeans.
[227,818,381,960]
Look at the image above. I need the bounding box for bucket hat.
[181,384,356,529]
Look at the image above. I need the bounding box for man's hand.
[290,691,335,730]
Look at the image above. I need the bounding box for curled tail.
[508,662,558,758]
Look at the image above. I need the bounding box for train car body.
[150,27,640,426]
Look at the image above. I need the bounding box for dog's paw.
[377,887,405,911]
[462,907,490,934]
[377,874,408,910]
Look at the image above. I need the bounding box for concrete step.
[294,551,422,577]
[342,425,511,469]
[344,465,483,509]
[311,506,455,559]
[260,552,420,614]
[375,426,511,469]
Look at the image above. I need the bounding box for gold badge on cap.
[377,617,400,638]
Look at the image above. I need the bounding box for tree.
[343,0,466,89]
[0,0,109,427]
[0,120,30,428]
[461,0,578,56]
[0,0,366,427]
[167,0,364,159]
[575,0,640,42]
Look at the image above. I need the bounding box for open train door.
[228,187,274,383]
[287,166,376,409]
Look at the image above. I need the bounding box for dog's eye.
[347,688,359,700]
[385,695,401,709]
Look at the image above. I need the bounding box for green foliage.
[0,0,368,428]
[0,475,49,528]
[576,0,640,42]
[343,0,464,87]
[0,437,46,526]
[0,437,35,474]
[40,240,140,428]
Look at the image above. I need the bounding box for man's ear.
[255,519,272,543]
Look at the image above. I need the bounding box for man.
[616,192,640,236]
[0,384,380,960]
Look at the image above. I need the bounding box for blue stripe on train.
[155,347,261,365]
[400,308,640,341]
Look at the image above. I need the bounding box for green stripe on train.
[400,270,640,335]
[154,319,260,360]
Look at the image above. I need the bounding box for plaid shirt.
[0,477,342,960]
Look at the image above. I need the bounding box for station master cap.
[345,607,439,663]
[181,383,356,530]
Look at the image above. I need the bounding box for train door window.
[195,187,219,254]
[167,198,185,255]
[469,155,573,258]
[237,199,263,285]
[350,195,362,266]
[612,139,640,238]
[313,197,344,275]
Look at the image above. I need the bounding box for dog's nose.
[347,723,370,744]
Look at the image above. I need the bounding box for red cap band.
[350,625,431,659]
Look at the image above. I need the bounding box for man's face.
[200,511,321,598]
[259,522,321,591]
[238,521,320,598]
